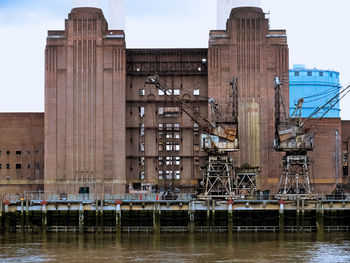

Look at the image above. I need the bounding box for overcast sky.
[0,0,349,118]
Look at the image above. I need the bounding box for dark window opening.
[0,151,2,155]
[319,72,323,77]
[16,164,22,169]
[79,187,90,194]
[6,151,10,155]
[330,72,333,77]
[27,151,31,154]
[307,71,312,76]
[6,164,10,169]
[294,72,299,76]
[0,164,2,169]
[343,166,348,176]
[27,164,31,169]
[16,151,22,155]
[34,150,39,154]
[132,183,141,190]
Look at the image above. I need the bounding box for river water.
[0,232,349,262]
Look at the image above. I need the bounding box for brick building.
[0,6,346,196]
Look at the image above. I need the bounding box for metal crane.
[145,75,239,199]
[274,76,350,198]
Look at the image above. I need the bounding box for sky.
[0,0,349,118]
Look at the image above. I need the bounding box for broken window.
[139,157,145,166]
[193,89,200,96]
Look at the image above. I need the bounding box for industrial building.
[289,64,341,118]
[0,1,348,198]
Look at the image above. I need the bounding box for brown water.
[0,233,349,262]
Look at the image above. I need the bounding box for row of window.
[138,89,200,97]
[294,71,333,77]
[0,150,40,155]
[0,163,39,169]
[138,170,181,180]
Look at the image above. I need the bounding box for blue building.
[289,64,341,118]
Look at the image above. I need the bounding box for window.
[319,72,324,77]
[16,151,21,155]
[0,150,2,155]
[294,72,299,76]
[139,107,145,118]
[194,89,200,96]
[307,71,312,76]
[166,170,172,179]
[166,142,172,151]
[175,157,181,165]
[174,132,180,139]
[158,157,164,166]
[27,151,30,154]
[6,164,10,169]
[343,166,349,176]
[158,171,164,180]
[34,150,39,154]
[6,151,10,155]
[27,164,31,169]
[140,123,145,136]
[166,133,173,139]
[194,122,199,131]
[174,124,180,131]
[139,89,145,96]
[158,131,164,139]
[158,106,180,117]
[174,144,180,151]
[139,171,145,180]
[166,157,173,165]
[174,89,180,96]
[158,89,164,96]
[158,123,164,130]
[166,89,173,96]
[175,171,181,180]
[139,157,145,166]
[330,72,333,77]
[0,164,2,169]
[140,143,145,152]
[166,123,173,130]
[158,143,164,151]
[16,164,22,169]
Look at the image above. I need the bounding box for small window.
[139,89,145,96]
[158,143,164,151]
[139,171,145,180]
[174,132,180,139]
[139,157,145,166]
[158,171,164,180]
[0,164,2,169]
[16,164,22,169]
[343,166,349,176]
[27,151,30,154]
[158,123,164,130]
[34,150,39,154]
[158,131,164,139]
[0,151,2,155]
[6,151,10,155]
[174,89,180,96]
[330,72,333,77]
[139,107,145,118]
[174,144,180,151]
[140,143,145,152]
[166,171,172,179]
[27,164,31,169]
[319,72,323,77]
[158,157,164,166]
[175,171,181,180]
[307,71,312,76]
[174,124,180,131]
[166,157,172,165]
[166,89,173,96]
[158,90,164,96]
[194,89,200,96]
[294,72,299,76]
[16,151,22,155]
[6,164,10,169]
[140,123,145,136]
[175,157,180,166]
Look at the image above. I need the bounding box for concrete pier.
[1,198,350,233]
